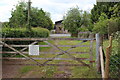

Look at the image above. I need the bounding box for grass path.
[15,40,101,78]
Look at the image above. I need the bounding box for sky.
[0,0,96,23]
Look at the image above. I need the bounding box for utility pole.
[27,0,32,31]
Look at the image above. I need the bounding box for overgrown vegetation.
[2,27,49,38]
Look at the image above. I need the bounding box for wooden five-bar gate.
[0,34,95,68]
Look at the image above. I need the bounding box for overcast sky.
[0,0,96,23]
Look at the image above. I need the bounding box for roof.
[55,20,63,24]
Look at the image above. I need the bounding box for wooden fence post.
[96,33,101,73]
[99,46,105,78]
[90,33,93,67]
[104,36,112,78]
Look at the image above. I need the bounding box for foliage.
[91,2,120,37]
[63,7,92,37]
[82,11,92,28]
[108,18,120,36]
[93,13,108,34]
[9,1,27,28]
[80,11,93,32]
[2,27,49,57]
[91,2,118,23]
[9,1,53,30]
[2,22,9,27]
[78,27,89,32]
[63,7,83,37]
[2,27,49,38]
[109,2,120,18]
[30,7,53,30]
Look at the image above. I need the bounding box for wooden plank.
[99,46,105,78]
[2,57,90,60]
[1,51,89,54]
[3,45,90,47]
[7,45,49,47]
[3,63,90,66]
[0,38,95,41]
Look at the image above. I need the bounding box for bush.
[1,27,50,57]
[1,27,50,38]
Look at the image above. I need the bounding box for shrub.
[1,27,49,38]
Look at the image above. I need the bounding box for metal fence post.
[96,33,101,73]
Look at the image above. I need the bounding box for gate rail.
[0,37,95,67]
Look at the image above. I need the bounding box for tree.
[91,2,118,23]
[9,1,27,28]
[93,13,108,35]
[63,7,83,37]
[108,18,120,36]
[30,8,53,30]
[80,11,93,32]
[9,1,53,30]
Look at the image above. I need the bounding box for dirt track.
[2,60,26,78]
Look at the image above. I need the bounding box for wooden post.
[27,0,32,30]
[104,36,112,78]
[99,46,105,78]
[90,33,93,67]
[96,33,101,73]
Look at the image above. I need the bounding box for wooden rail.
[1,51,89,54]
[0,38,95,41]
[3,63,90,66]
[2,57,90,60]
[1,45,90,47]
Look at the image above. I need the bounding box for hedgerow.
[1,27,49,38]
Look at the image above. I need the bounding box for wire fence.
[98,32,119,79]
[109,31,120,78]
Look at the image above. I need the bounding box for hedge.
[1,27,50,38]
[1,27,50,57]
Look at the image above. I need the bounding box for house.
[54,20,68,34]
